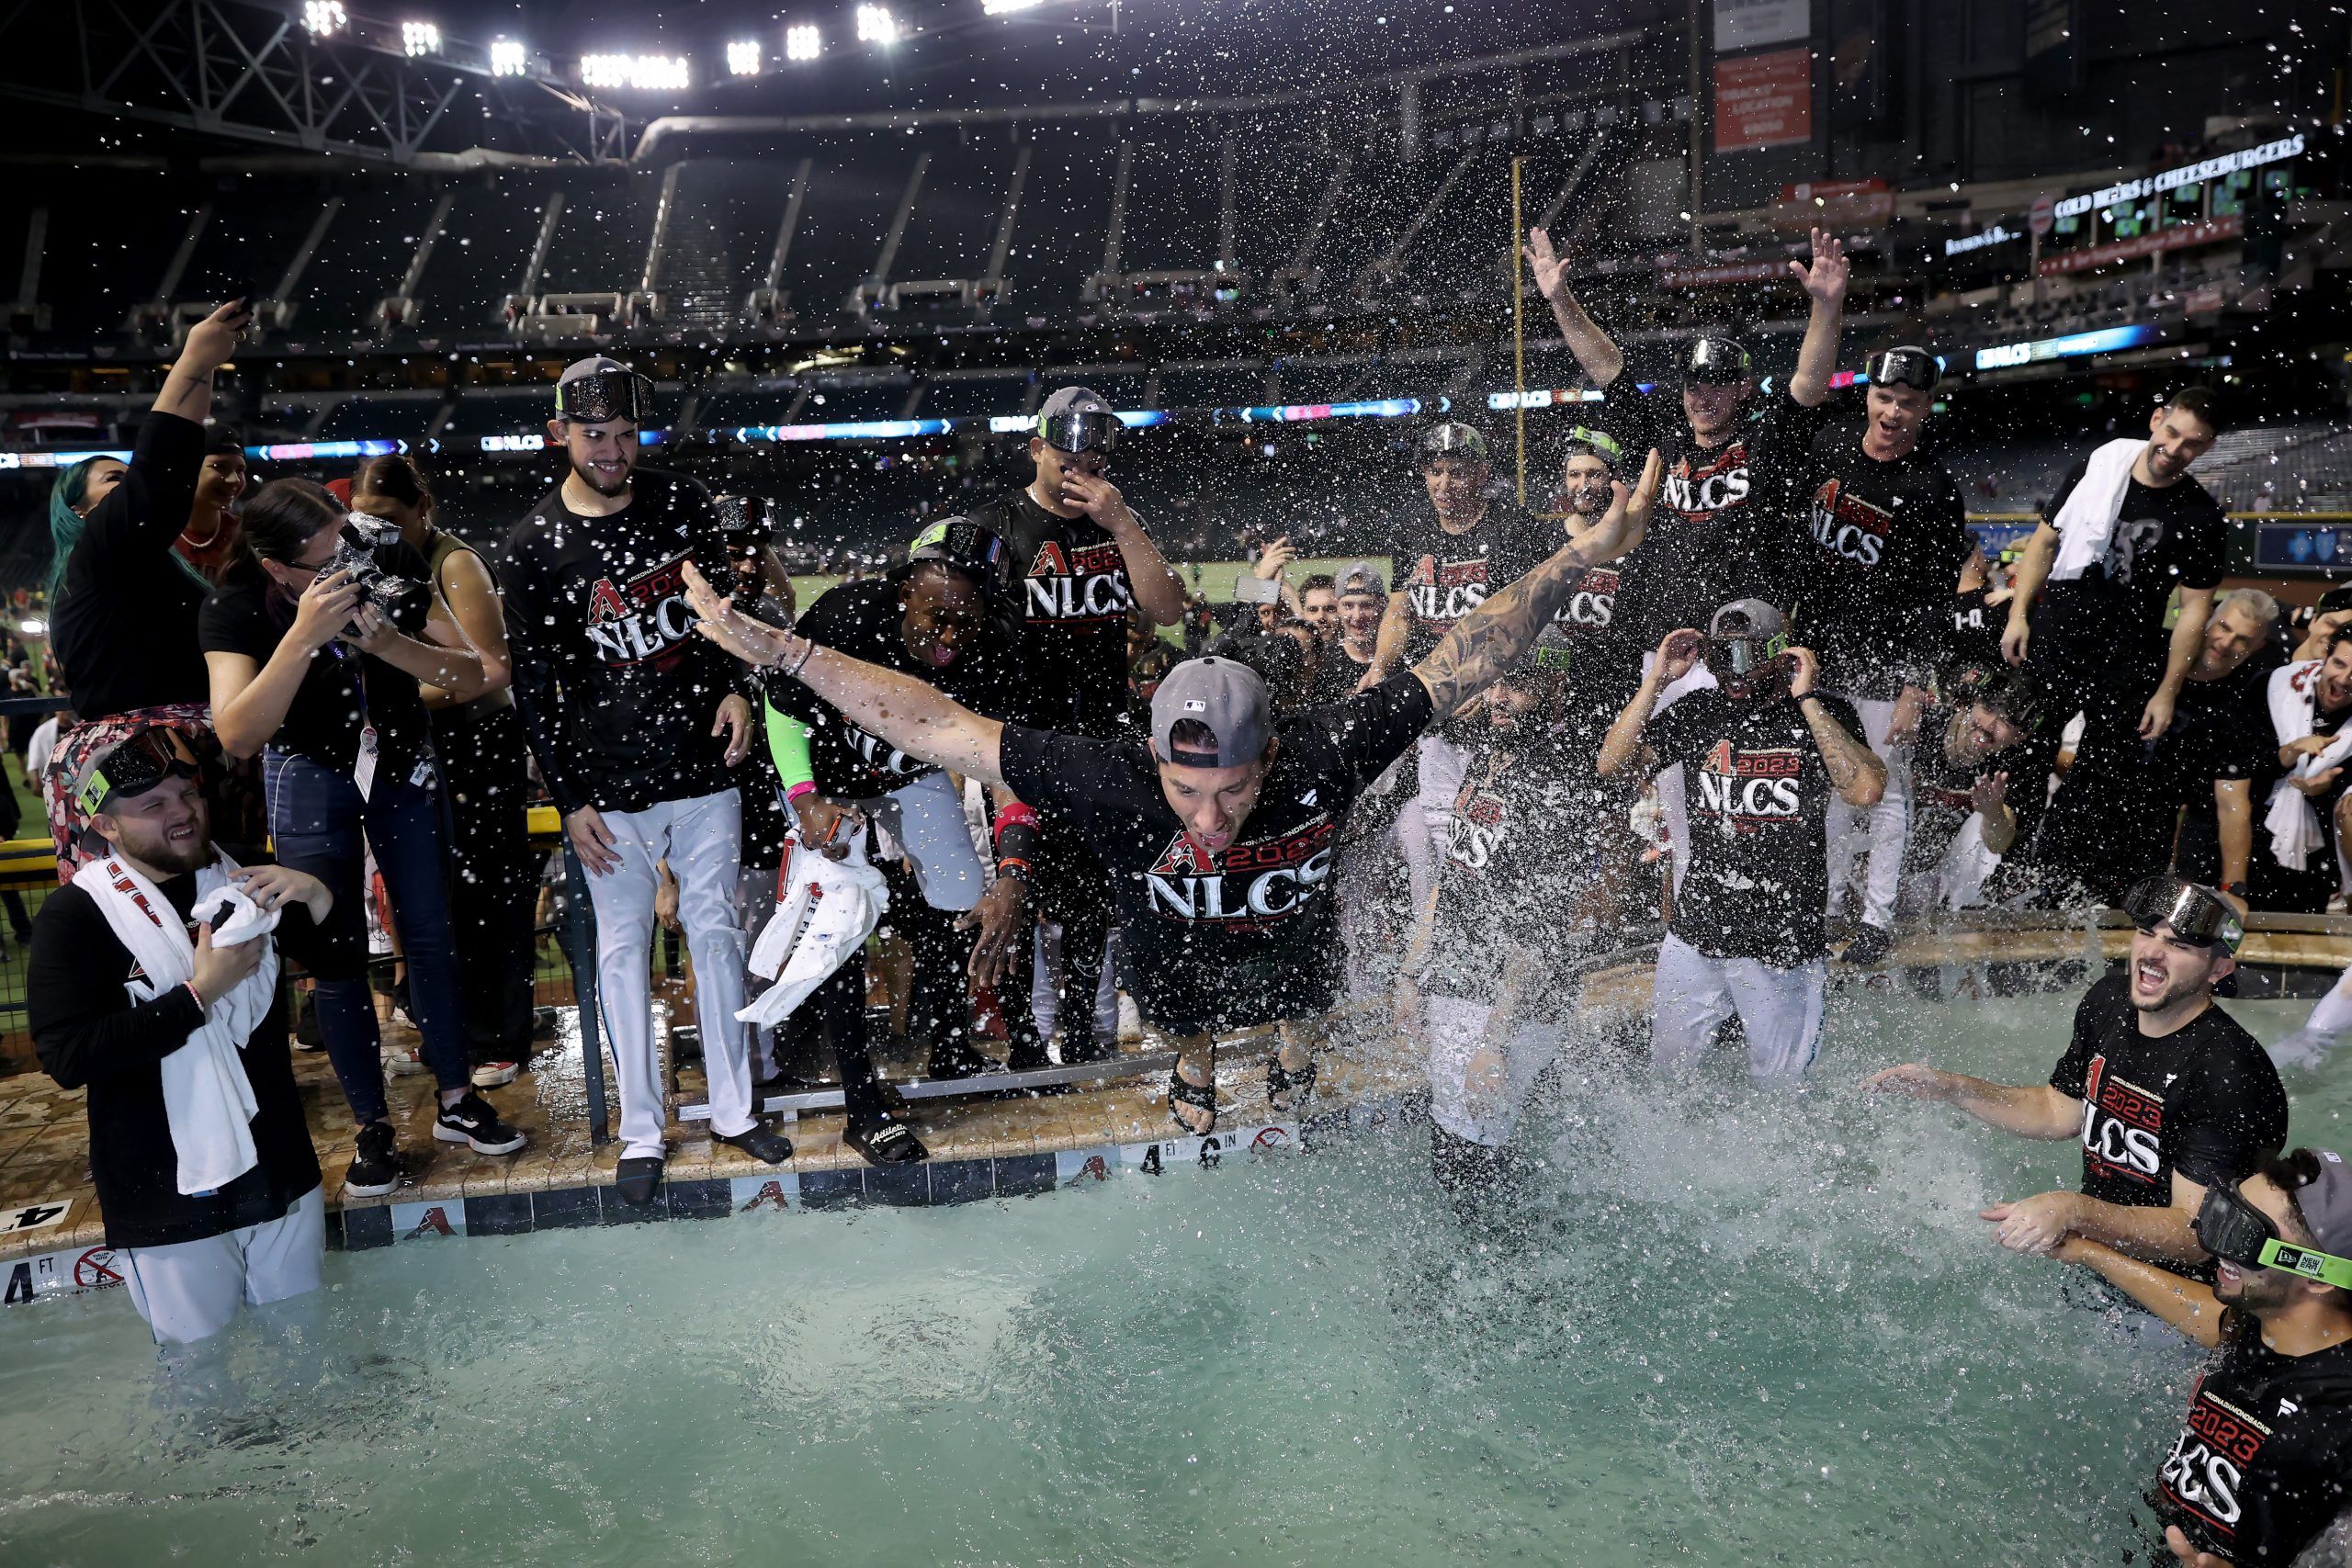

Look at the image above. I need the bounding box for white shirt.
[24,714,59,786]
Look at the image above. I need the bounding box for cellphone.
[1233,573,1283,605]
[228,280,263,311]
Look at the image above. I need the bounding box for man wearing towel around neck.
[28,723,343,1345]
[1997,389,2228,905]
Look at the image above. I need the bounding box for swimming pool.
[1,986,2341,1565]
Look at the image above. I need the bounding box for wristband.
[185,980,205,1013]
[991,802,1040,841]
[995,856,1033,885]
[786,781,817,803]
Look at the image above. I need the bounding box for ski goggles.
[71,728,201,816]
[2122,875,2243,953]
[1709,632,1787,678]
[907,515,1013,594]
[1868,346,1941,392]
[2195,1181,2352,1290]
[555,367,654,424]
[1036,404,1122,457]
[1416,422,1490,468]
[1556,425,1626,473]
[1682,336,1752,386]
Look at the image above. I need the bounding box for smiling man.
[684,457,1658,1139]
[1867,876,2287,1273]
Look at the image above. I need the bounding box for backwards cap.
[1150,657,1272,770]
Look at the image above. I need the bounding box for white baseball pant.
[121,1185,325,1345]
[1825,694,1915,932]
[1422,992,1564,1148]
[1649,931,1825,1082]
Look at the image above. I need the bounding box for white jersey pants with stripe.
[1824,693,1915,931]
[1422,993,1564,1148]
[863,767,987,912]
[583,788,757,1159]
[1649,931,1826,1082]
[122,1184,325,1345]
[1637,650,1721,893]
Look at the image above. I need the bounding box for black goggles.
[2122,875,2243,953]
[1037,407,1121,457]
[556,368,654,425]
[74,729,201,817]
[2195,1182,2352,1290]
[1417,423,1490,467]
[1868,346,1940,392]
[1683,337,1752,386]
[907,516,1013,593]
[1711,631,1786,677]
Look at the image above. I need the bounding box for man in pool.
[1867,876,2289,1269]
[2042,1149,2352,1566]
[28,726,343,1344]
[683,454,1661,1134]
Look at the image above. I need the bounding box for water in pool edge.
[1,989,2340,1568]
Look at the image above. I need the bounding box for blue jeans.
[264,749,468,1122]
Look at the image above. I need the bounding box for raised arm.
[1412,451,1662,719]
[1364,587,1413,688]
[1597,628,1699,780]
[684,562,1008,787]
[153,300,249,426]
[1061,469,1188,626]
[1784,228,1850,408]
[2052,1235,2225,1348]
[1524,227,1625,389]
[1790,651,1887,807]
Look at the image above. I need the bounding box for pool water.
[2,987,2346,1566]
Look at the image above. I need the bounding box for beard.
[2132,967,2209,1015]
[571,458,632,498]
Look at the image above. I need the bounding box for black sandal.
[1168,1054,1218,1136]
[843,1111,928,1166]
[1266,1054,1317,1114]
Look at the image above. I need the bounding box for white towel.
[73,852,283,1195]
[2263,660,2352,873]
[2049,438,2149,581]
[736,833,891,1028]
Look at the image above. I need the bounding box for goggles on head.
[2122,875,2244,953]
[1037,405,1121,457]
[1710,626,1788,679]
[907,516,1014,595]
[1557,425,1626,473]
[2195,1182,2352,1290]
[1416,422,1490,468]
[1868,346,1941,392]
[556,368,654,425]
[74,728,201,817]
[1683,336,1752,386]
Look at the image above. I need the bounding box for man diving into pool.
[684,454,1661,1136]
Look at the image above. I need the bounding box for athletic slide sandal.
[1168,1054,1219,1136]
[844,1112,928,1166]
[1266,1055,1317,1114]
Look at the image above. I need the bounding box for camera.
[334,513,430,635]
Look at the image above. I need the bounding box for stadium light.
[982,0,1045,12]
[300,1,346,36]
[489,38,527,75]
[401,20,440,56]
[786,23,822,60]
[855,6,900,44]
[727,39,762,75]
[581,52,692,90]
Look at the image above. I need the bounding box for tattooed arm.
[1597,628,1702,780]
[1789,648,1887,807]
[1411,451,1661,719]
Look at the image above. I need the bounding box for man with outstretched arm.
[1867,876,2288,1269]
[684,455,1658,1137]
[2042,1150,2352,1566]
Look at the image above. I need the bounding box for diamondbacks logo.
[2100,515,2169,586]
[2079,1054,2164,1183]
[1659,441,1752,517]
[1026,539,1132,623]
[1143,819,1337,922]
[1692,738,1803,827]
[583,553,698,666]
[1405,553,1496,628]
[2163,1381,2268,1539]
[1808,478,1895,568]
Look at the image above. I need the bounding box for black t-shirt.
[1791,432,1975,699]
[2164,650,2286,810]
[198,558,435,780]
[2035,459,2228,670]
[53,411,213,722]
[968,486,1138,742]
[1306,642,1371,709]
[1593,381,1826,647]
[2159,1313,2352,1563]
[1388,499,1561,661]
[996,672,1434,1033]
[1425,728,1614,1003]
[28,865,353,1249]
[1645,689,1864,966]
[501,471,741,817]
[2048,976,2289,1208]
[770,578,1021,800]
[1949,588,2007,674]
[1904,701,2056,879]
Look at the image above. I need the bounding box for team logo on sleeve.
[1143,820,1337,922]
[583,554,698,666]
[2078,1054,2164,1183]
[1807,478,1894,568]
[1692,739,1802,829]
[2161,1380,2268,1542]
[1026,540,1133,622]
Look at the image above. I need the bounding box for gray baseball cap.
[1707,598,1788,641]
[1335,560,1387,598]
[2298,1149,2352,1257]
[1151,657,1272,769]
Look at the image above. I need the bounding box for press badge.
[354,723,379,801]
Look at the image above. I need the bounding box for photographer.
[200,479,525,1197]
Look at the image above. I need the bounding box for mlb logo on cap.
[1151,658,1271,770]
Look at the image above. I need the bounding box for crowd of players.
[18,238,2352,1562]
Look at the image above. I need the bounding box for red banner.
[1714,49,1813,152]
[2038,214,2242,276]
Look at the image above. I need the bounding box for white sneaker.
[381,1044,428,1077]
[470,1060,521,1089]
[1117,993,1144,1043]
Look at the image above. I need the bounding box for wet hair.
[2330,626,2352,663]
[1298,573,1337,599]
[350,452,434,513]
[229,478,343,579]
[2165,386,2225,435]
[46,456,209,613]
[2216,587,2279,627]
[205,425,247,457]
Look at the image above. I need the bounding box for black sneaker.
[345,1121,401,1197]
[433,1091,527,1155]
[713,1122,794,1164]
[1839,922,1895,967]
[616,1153,665,1206]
